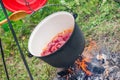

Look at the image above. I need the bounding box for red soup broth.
[41,28,73,56]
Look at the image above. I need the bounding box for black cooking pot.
[28,11,85,68]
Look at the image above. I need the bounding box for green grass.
[0,0,120,80]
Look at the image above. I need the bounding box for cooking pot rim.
[28,11,77,57]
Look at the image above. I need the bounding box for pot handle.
[28,51,33,58]
[72,13,78,19]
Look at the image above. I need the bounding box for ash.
[54,47,120,80]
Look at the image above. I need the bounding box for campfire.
[54,40,120,80]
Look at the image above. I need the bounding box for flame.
[75,57,92,76]
[63,40,98,78]
[83,39,98,58]
[75,39,98,76]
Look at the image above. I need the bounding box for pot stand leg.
[0,1,33,80]
[0,38,10,80]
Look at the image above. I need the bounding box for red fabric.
[2,0,47,14]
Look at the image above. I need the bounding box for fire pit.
[54,40,120,80]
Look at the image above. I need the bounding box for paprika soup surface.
[41,28,73,56]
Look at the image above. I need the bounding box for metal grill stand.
[0,0,33,80]
[0,39,10,80]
